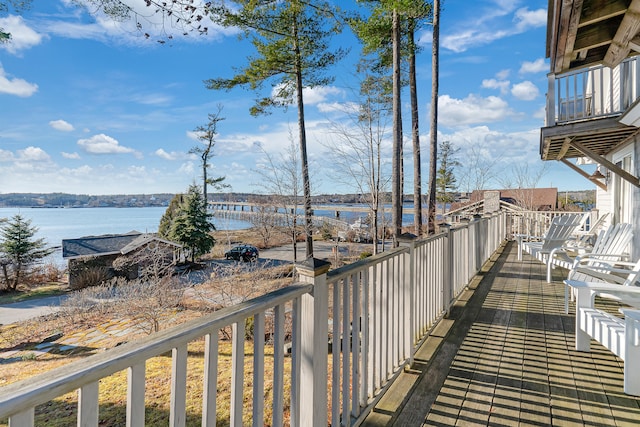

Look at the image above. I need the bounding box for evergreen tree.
[158,193,185,239]
[0,214,53,290]
[206,0,346,259]
[169,185,216,262]
[436,140,460,213]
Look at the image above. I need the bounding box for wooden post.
[296,258,331,427]
[547,73,556,126]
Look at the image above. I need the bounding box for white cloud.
[303,86,343,105]
[519,58,547,74]
[442,7,546,53]
[438,94,515,127]
[0,16,45,54]
[496,69,510,80]
[439,125,545,191]
[511,81,539,100]
[62,152,81,159]
[18,146,50,162]
[317,101,359,114]
[155,148,183,160]
[77,133,136,155]
[514,8,547,31]
[49,119,75,132]
[0,64,38,97]
[0,149,15,162]
[177,161,195,175]
[482,78,510,95]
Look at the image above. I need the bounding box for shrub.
[69,266,110,290]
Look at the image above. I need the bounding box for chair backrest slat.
[540,215,584,251]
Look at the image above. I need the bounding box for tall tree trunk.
[428,0,440,235]
[409,18,422,235]
[293,21,314,259]
[202,157,208,209]
[391,9,403,244]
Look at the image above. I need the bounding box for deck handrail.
[0,213,510,427]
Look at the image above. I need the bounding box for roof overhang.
[548,0,640,74]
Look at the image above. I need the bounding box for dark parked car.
[224,244,259,262]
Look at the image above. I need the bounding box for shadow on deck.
[363,240,640,426]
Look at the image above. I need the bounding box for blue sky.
[0,0,589,196]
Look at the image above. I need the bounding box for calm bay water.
[0,204,423,267]
[0,207,250,267]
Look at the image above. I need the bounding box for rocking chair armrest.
[564,279,640,292]
[572,254,632,268]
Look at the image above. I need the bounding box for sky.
[0,0,592,196]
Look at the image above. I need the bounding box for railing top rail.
[327,246,406,283]
[415,229,448,247]
[553,55,638,79]
[0,283,313,418]
[445,199,485,217]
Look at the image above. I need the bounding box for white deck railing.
[547,56,640,125]
[0,213,509,427]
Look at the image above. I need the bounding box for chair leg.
[575,288,592,352]
[625,316,640,395]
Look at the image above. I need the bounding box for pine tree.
[158,193,185,239]
[436,140,460,214]
[169,185,216,262]
[0,214,53,290]
[206,0,346,259]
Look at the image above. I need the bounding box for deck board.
[362,240,640,426]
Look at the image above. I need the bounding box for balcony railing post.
[296,258,331,427]
[398,233,417,365]
[547,72,556,125]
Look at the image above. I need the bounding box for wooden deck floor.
[362,240,640,426]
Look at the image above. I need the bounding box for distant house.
[62,231,182,288]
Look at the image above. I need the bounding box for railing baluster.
[170,345,188,427]
[352,272,361,418]
[127,362,146,427]
[252,312,265,426]
[9,408,34,427]
[332,278,341,426]
[371,263,382,392]
[361,270,370,408]
[231,321,245,427]
[272,305,284,427]
[342,275,350,424]
[78,381,99,427]
[202,332,218,427]
[380,260,393,382]
[290,296,301,427]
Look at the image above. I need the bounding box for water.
[0,207,251,267]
